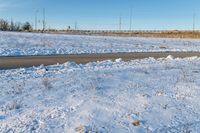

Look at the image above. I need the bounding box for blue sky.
[0,0,199,30]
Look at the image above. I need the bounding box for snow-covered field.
[1,31,200,56]
[1,57,200,132]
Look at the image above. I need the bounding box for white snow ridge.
[1,57,200,132]
[1,31,200,56]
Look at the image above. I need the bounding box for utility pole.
[193,13,196,32]
[10,18,13,31]
[35,10,39,31]
[43,8,46,32]
[119,16,122,31]
[130,8,133,31]
[75,21,77,30]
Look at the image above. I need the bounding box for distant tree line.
[0,18,33,32]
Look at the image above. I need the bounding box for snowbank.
[1,31,200,56]
[1,57,200,132]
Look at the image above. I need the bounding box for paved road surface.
[1,52,200,70]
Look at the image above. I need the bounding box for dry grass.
[159,45,168,49]
[132,119,140,126]
[49,30,200,39]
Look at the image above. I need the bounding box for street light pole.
[75,21,77,30]
[193,13,196,32]
[130,8,133,31]
[35,10,39,31]
[119,16,122,31]
[43,8,46,32]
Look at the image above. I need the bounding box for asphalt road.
[1,52,200,70]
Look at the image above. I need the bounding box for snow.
[1,31,200,56]
[166,55,174,60]
[1,57,200,132]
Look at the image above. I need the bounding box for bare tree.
[10,19,15,31]
[14,22,22,31]
[22,22,32,31]
[0,19,9,31]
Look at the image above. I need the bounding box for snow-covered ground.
[1,31,200,56]
[1,57,200,132]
